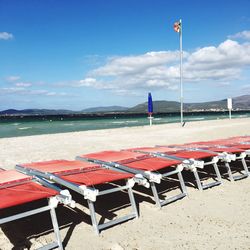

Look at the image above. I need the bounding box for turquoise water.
[0,112,249,138]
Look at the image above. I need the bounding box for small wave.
[12,123,21,126]
[125,120,138,123]
[153,118,162,121]
[63,123,74,126]
[112,121,126,124]
[186,117,205,121]
[18,127,32,130]
[112,120,138,124]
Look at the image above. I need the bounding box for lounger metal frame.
[215,141,250,173]
[175,146,249,181]
[77,156,187,208]
[16,164,138,235]
[0,175,74,250]
[219,151,249,181]
[135,149,222,191]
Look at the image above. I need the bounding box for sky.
[0,0,250,110]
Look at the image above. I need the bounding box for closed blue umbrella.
[148,92,153,115]
[148,92,153,126]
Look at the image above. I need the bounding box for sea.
[0,111,249,138]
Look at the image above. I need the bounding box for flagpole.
[179,19,183,126]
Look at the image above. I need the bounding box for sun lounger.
[76,151,187,208]
[177,142,249,181]
[224,139,250,158]
[209,137,250,155]
[129,146,222,191]
[0,168,74,250]
[16,160,138,235]
[228,136,250,142]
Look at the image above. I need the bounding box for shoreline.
[1,117,250,249]
[1,117,249,169]
[1,112,249,139]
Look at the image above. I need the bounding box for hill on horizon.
[1,95,250,115]
[127,95,250,113]
[81,106,128,113]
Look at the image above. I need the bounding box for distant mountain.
[0,109,75,115]
[81,106,128,113]
[127,95,250,113]
[0,106,129,116]
[231,95,250,109]
[185,95,250,111]
[184,99,227,111]
[0,95,250,116]
[128,101,180,113]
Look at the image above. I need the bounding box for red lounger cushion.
[202,147,244,154]
[184,144,244,154]
[83,151,181,171]
[0,170,58,209]
[83,151,148,164]
[209,139,250,149]
[22,160,133,186]
[134,146,217,160]
[228,144,250,150]
[171,150,217,159]
[61,169,133,186]
[23,160,101,175]
[124,157,180,171]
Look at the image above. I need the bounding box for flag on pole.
[173,21,181,33]
[173,19,184,126]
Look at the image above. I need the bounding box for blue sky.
[1,0,250,110]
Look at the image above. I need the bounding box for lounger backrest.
[83,150,150,164]
[0,170,31,188]
[22,160,101,176]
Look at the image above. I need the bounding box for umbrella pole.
[179,19,183,126]
[149,114,153,126]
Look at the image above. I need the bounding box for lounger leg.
[241,158,249,176]
[213,163,222,182]
[150,182,162,208]
[177,171,188,195]
[127,186,139,218]
[192,169,203,191]
[225,162,234,181]
[49,206,63,250]
[87,200,100,235]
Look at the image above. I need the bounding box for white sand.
[1,118,250,249]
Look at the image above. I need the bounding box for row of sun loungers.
[1,136,250,249]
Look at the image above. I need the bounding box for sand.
[1,118,250,249]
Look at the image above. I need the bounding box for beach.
[1,118,250,249]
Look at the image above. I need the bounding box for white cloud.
[112,89,140,96]
[241,84,250,91]
[1,87,25,94]
[72,38,250,95]
[5,76,32,87]
[78,78,98,87]
[0,32,14,40]
[15,82,32,87]
[184,39,250,83]
[46,92,57,96]
[74,77,114,90]
[187,40,250,69]
[229,30,250,40]
[0,87,73,97]
[28,90,74,96]
[6,76,20,82]
[91,51,182,77]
